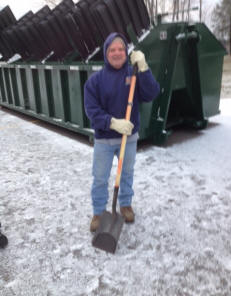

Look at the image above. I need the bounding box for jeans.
[91,141,137,215]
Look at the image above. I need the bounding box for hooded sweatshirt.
[84,32,160,140]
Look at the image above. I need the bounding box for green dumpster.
[0,22,226,145]
[136,22,226,144]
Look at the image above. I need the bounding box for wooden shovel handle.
[112,64,138,213]
[115,65,138,187]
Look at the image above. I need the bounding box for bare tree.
[173,0,181,21]
[155,0,158,19]
[181,0,187,20]
[144,0,203,24]
[172,0,177,21]
[144,0,156,24]
[161,0,166,14]
[199,0,202,22]
[186,0,191,21]
[212,0,231,54]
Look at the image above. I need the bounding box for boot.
[120,206,135,223]
[0,223,8,249]
[90,215,101,232]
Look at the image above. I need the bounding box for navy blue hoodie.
[84,32,160,139]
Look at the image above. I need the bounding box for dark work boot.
[0,223,8,249]
[120,206,135,223]
[90,215,101,232]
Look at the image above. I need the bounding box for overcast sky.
[0,0,48,18]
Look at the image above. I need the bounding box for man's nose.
[114,50,121,55]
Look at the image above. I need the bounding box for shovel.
[92,64,138,254]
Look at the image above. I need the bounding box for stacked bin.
[0,0,150,62]
[0,0,227,145]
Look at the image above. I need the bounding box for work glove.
[110,117,134,135]
[130,50,149,72]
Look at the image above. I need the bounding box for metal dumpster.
[0,1,227,145]
[136,21,227,144]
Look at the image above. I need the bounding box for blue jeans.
[91,141,137,215]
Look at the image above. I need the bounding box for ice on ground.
[0,99,231,296]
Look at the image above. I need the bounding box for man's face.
[107,41,126,69]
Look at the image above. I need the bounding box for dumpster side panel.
[9,67,20,107]
[68,68,85,127]
[0,68,7,102]
[31,68,42,114]
[199,55,224,117]
[139,23,186,143]
[15,67,26,108]
[51,68,65,120]
[3,68,13,104]
[196,23,227,117]
[0,63,95,139]
[38,68,50,116]
[26,67,38,113]
[134,25,166,140]
[19,67,30,109]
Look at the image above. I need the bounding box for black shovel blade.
[92,210,124,254]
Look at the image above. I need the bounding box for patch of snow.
[0,99,231,295]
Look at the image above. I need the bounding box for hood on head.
[103,32,128,67]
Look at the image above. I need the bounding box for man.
[84,32,160,232]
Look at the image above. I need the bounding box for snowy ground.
[0,98,231,295]
[0,56,231,295]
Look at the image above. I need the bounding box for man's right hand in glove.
[110,117,134,135]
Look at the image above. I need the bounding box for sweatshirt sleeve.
[136,69,160,103]
[84,73,112,131]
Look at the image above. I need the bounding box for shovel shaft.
[112,186,119,214]
[112,64,138,213]
[115,68,137,188]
